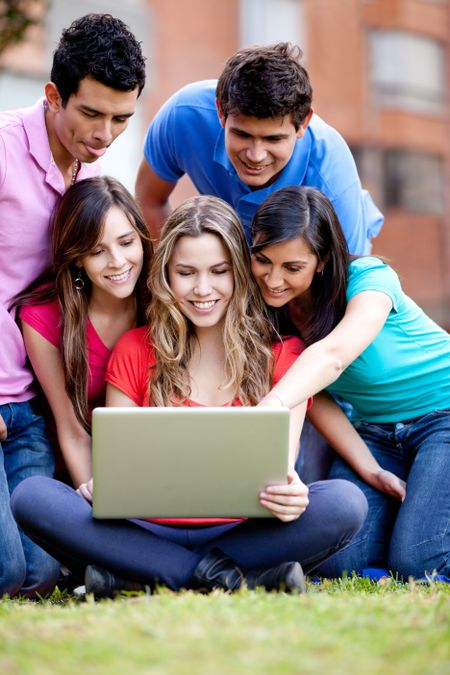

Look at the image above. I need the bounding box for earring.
[74,271,85,290]
[317,269,324,277]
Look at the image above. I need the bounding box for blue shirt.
[144,80,384,255]
[327,257,450,422]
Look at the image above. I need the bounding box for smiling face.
[218,109,311,189]
[168,233,234,331]
[251,237,325,308]
[78,205,144,303]
[45,76,138,165]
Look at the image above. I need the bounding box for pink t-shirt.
[106,327,308,526]
[0,99,100,404]
[20,297,111,410]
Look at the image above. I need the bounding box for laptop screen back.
[92,406,290,519]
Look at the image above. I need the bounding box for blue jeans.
[0,400,60,597]
[296,420,335,483]
[11,476,368,590]
[315,410,450,579]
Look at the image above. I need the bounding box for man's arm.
[135,159,177,241]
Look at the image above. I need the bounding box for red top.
[106,327,310,527]
[20,295,110,411]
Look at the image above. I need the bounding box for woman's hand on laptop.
[259,470,309,522]
[77,478,94,503]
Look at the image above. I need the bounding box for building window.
[351,146,444,216]
[383,150,444,215]
[239,0,305,51]
[369,30,446,116]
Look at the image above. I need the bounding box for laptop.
[92,406,290,519]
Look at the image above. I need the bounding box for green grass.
[1,578,449,675]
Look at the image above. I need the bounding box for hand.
[259,470,309,522]
[77,478,93,503]
[257,394,285,408]
[373,469,406,502]
[0,413,7,441]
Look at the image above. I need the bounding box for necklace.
[71,159,80,185]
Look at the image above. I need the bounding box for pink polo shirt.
[0,98,100,404]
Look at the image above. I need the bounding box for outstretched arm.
[307,392,406,501]
[135,159,176,241]
[260,290,393,410]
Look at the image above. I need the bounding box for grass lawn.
[1,577,449,675]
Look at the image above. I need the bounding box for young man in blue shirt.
[135,42,383,254]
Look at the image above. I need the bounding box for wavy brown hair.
[19,176,153,431]
[148,196,274,406]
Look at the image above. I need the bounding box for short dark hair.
[216,43,312,130]
[51,13,146,105]
[251,186,349,345]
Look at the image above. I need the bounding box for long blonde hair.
[148,196,273,406]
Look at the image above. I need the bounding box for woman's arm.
[260,290,393,410]
[105,383,139,407]
[22,323,92,488]
[308,392,406,501]
[259,400,310,522]
[77,383,139,502]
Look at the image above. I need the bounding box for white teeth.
[107,269,130,282]
[192,301,216,309]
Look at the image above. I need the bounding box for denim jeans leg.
[388,410,450,579]
[210,479,368,575]
[314,423,408,577]
[3,400,60,596]
[296,420,335,483]
[0,414,26,596]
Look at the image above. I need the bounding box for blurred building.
[1,0,449,324]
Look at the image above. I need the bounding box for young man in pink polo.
[0,13,145,598]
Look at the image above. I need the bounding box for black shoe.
[56,567,83,593]
[246,561,306,593]
[84,564,148,599]
[190,548,243,592]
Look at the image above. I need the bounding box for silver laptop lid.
[92,406,290,519]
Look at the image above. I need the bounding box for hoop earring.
[74,271,85,291]
[317,269,324,277]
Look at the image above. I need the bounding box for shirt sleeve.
[332,183,384,256]
[347,257,402,312]
[19,299,62,348]
[106,328,155,406]
[143,91,186,183]
[0,133,6,191]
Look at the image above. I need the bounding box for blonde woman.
[12,196,367,597]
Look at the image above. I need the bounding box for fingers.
[0,413,7,441]
[259,482,309,521]
[257,395,284,408]
[379,470,407,502]
[260,497,308,522]
[76,479,93,503]
[263,481,309,498]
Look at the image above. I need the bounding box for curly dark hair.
[216,43,312,130]
[51,13,146,105]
